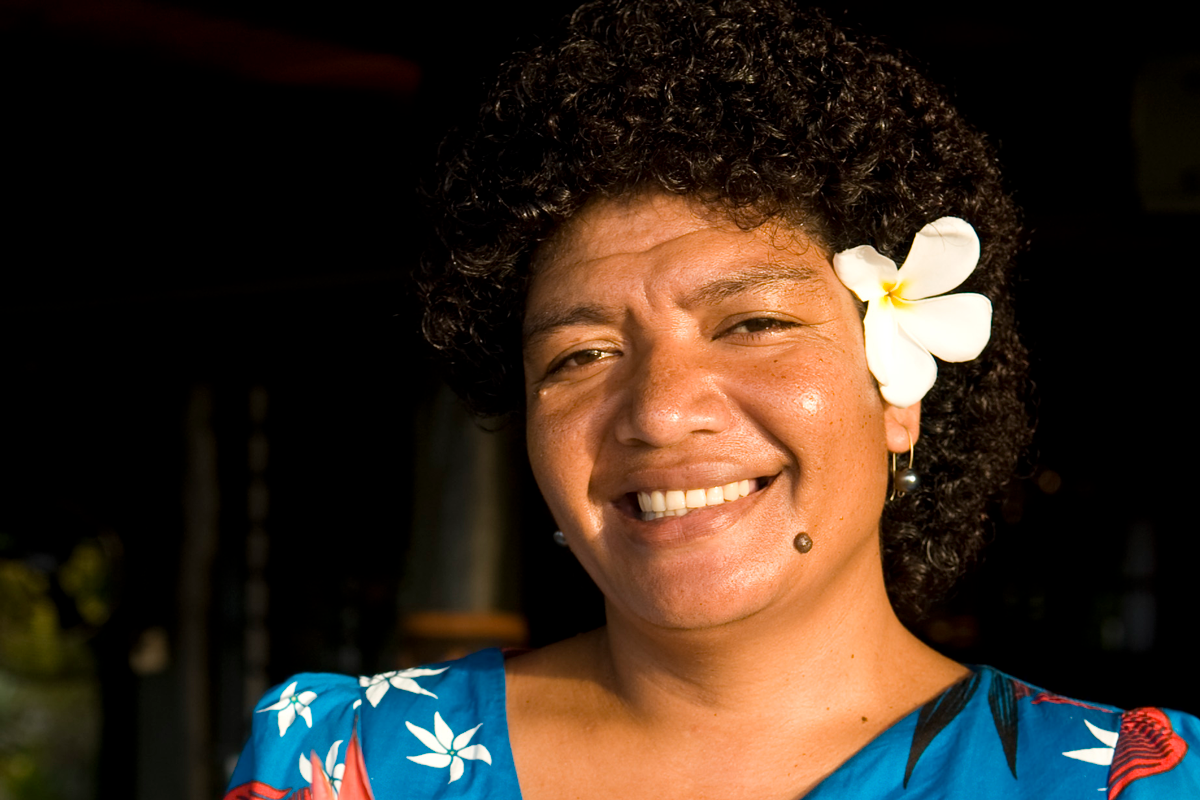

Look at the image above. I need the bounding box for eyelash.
[722,317,799,336]
[548,348,619,375]
[545,317,796,377]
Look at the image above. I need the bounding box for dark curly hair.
[418,0,1030,621]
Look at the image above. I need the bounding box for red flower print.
[1108,707,1189,799]
[223,781,290,800]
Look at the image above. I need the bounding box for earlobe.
[884,401,921,454]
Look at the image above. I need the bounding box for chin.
[607,555,794,632]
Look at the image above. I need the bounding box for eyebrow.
[522,262,824,344]
[523,304,616,345]
[680,262,822,307]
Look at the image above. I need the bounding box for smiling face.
[523,192,916,632]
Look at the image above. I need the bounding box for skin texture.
[509,192,966,799]
[524,191,915,631]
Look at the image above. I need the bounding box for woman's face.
[523,192,917,631]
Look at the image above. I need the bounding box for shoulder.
[962,666,1198,799]
[224,672,365,799]
[820,666,1197,799]
[225,648,521,800]
[504,632,609,717]
[1105,705,1199,798]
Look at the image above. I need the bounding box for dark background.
[2,1,1197,797]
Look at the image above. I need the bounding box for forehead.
[534,192,822,274]
[525,193,834,329]
[536,193,717,267]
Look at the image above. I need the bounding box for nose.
[613,346,733,448]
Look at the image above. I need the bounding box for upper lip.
[607,464,780,500]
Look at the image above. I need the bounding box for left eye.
[725,317,797,335]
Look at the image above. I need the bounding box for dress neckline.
[495,646,986,799]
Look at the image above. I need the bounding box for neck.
[590,552,960,729]
[502,539,969,800]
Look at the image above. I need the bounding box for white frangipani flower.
[298,740,346,795]
[257,681,318,737]
[406,711,492,783]
[1062,719,1119,766]
[358,666,449,707]
[833,216,993,408]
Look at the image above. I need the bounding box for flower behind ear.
[833,217,992,408]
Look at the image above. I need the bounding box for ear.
[884,401,920,454]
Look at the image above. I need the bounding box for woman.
[226,1,1198,797]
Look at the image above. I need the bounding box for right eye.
[548,348,618,375]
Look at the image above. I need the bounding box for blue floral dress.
[225,648,1199,799]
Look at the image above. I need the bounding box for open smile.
[618,476,776,521]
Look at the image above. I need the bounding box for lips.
[624,476,772,520]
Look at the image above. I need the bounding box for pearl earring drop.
[890,428,920,500]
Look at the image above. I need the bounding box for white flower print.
[359,666,449,707]
[1063,718,1119,765]
[406,711,492,783]
[299,740,345,796]
[257,681,318,737]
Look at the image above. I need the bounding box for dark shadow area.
[1,2,1196,796]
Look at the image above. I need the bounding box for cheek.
[524,394,600,516]
[797,388,824,416]
[526,407,566,497]
[742,346,873,422]
[744,346,888,471]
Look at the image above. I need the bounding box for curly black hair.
[418,0,1031,621]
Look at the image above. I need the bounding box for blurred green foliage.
[0,538,113,800]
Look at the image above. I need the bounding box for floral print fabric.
[226,649,1198,799]
[226,649,519,799]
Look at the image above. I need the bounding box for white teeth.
[638,479,758,521]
